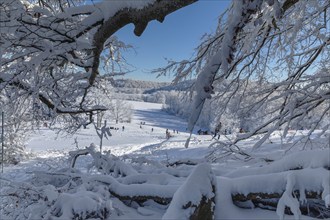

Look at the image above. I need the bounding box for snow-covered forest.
[0,0,329,219]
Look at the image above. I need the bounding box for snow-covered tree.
[0,94,31,164]
[1,1,329,219]
[0,0,197,128]
[85,77,114,127]
[155,0,330,148]
[109,99,132,124]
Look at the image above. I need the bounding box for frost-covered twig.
[93,120,112,153]
[206,140,251,163]
[1,0,197,129]
[69,144,137,177]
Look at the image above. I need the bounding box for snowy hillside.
[112,79,170,96]
[1,0,329,219]
[112,79,170,90]
[1,100,329,219]
[143,80,195,94]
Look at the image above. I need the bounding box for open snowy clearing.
[1,101,329,219]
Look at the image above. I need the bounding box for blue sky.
[114,0,230,82]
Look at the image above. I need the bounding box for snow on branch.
[0,0,197,128]
[69,144,137,177]
[89,0,197,86]
[159,0,329,150]
[185,0,267,147]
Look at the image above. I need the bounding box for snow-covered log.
[163,163,216,220]
[230,168,330,219]
[233,191,330,218]
[86,174,178,205]
[166,158,204,167]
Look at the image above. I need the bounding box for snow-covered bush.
[0,95,30,164]
[46,188,113,219]
[0,177,114,219]
[2,126,26,165]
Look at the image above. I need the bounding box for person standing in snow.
[166,129,170,139]
[213,122,222,140]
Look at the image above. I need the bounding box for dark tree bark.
[232,191,330,219]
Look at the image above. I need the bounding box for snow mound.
[226,149,330,178]
[47,189,112,219]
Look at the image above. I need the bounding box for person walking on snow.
[166,129,170,139]
[213,122,222,140]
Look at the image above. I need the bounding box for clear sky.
[114,0,230,82]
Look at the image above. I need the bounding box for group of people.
[124,120,243,141]
[165,129,179,139]
[139,121,146,129]
[212,122,245,140]
[115,119,246,142]
[121,123,155,133]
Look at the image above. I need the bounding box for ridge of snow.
[226,149,330,178]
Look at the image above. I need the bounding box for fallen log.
[110,191,172,205]
[167,160,198,167]
[232,190,330,218]
[33,170,176,206]
[228,167,330,219]
[86,174,178,206]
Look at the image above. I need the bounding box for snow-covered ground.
[1,101,329,219]
[24,101,208,159]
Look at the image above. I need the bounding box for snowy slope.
[25,101,205,157]
[1,100,329,220]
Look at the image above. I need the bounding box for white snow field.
[1,101,329,219]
